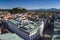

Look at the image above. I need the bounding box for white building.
[52,14,60,40]
[5,19,44,40]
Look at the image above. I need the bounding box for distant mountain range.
[0,8,60,12]
[28,8,60,11]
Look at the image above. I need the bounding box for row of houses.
[0,12,39,20]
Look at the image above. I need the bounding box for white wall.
[40,23,44,35]
[29,22,44,40]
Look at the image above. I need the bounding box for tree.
[9,8,27,14]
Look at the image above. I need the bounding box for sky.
[0,0,60,9]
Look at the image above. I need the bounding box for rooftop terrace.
[7,19,43,33]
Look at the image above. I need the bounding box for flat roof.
[54,14,60,18]
[0,33,24,40]
[7,19,43,33]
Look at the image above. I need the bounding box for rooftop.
[7,19,43,33]
[0,33,24,40]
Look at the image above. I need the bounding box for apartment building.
[4,19,44,40]
[52,14,60,40]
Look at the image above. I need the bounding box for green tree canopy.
[9,8,27,14]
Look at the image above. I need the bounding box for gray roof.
[0,33,24,40]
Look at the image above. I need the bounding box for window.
[54,31,60,35]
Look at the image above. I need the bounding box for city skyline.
[0,0,60,9]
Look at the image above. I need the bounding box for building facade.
[52,14,60,40]
[4,19,44,40]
